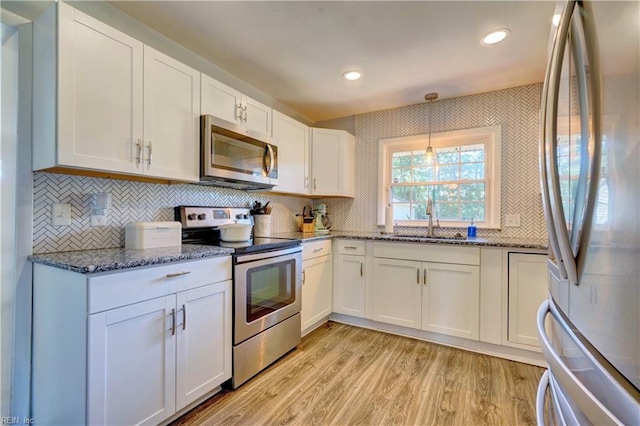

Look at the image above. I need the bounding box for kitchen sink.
[382,233,467,241]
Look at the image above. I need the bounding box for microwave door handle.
[264,144,275,175]
[546,1,579,286]
[540,14,566,279]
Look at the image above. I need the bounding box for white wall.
[1,25,19,416]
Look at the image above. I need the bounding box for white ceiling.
[110,1,558,122]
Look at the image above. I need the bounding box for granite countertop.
[28,244,234,274]
[272,231,548,250]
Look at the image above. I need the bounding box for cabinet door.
[176,280,232,409]
[422,263,480,340]
[88,296,176,425]
[301,255,333,332]
[242,95,272,135]
[272,111,309,194]
[371,258,422,329]
[311,128,355,197]
[201,74,242,124]
[58,2,143,174]
[334,255,365,317]
[143,46,200,181]
[508,253,548,348]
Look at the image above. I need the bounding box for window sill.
[378,220,501,230]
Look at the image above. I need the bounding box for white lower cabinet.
[88,296,177,425]
[371,243,480,340]
[32,257,232,425]
[421,262,480,339]
[301,240,333,333]
[334,240,366,318]
[371,258,421,328]
[372,259,480,339]
[507,252,548,349]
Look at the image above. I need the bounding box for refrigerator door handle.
[537,300,624,425]
[545,0,580,286]
[536,370,550,426]
[539,5,569,279]
[572,0,603,284]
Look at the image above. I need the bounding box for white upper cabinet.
[201,74,272,135]
[33,3,200,182]
[143,46,200,181]
[310,128,355,197]
[272,111,309,194]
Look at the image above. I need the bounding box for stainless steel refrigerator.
[536,0,640,424]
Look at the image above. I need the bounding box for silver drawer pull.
[313,248,324,253]
[165,271,191,278]
[344,246,357,250]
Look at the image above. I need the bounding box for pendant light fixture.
[424,92,438,163]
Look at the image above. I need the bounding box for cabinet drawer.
[373,242,479,266]
[89,256,231,313]
[336,239,365,256]
[302,240,332,261]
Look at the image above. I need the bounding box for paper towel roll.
[385,205,394,233]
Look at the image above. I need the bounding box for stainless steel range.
[175,206,302,388]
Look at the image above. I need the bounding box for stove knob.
[243,214,250,219]
[187,213,197,221]
[197,213,207,220]
[235,214,244,219]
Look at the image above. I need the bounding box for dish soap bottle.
[467,218,477,239]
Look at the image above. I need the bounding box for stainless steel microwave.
[200,115,278,190]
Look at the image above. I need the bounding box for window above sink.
[377,125,502,229]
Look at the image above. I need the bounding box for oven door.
[234,247,301,345]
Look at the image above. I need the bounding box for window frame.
[377,125,502,229]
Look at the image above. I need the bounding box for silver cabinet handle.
[423,269,427,285]
[302,269,306,285]
[416,268,420,284]
[135,139,143,165]
[360,262,363,277]
[313,178,317,191]
[242,105,248,122]
[165,271,191,278]
[171,308,176,336]
[304,176,309,189]
[344,246,357,250]
[147,141,153,167]
[313,247,323,253]
[182,304,186,331]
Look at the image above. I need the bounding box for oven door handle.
[234,246,302,264]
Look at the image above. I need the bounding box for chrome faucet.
[426,197,440,237]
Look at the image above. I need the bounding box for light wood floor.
[172,322,544,426]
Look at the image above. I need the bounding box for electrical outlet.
[505,214,521,227]
[91,214,108,227]
[52,203,71,226]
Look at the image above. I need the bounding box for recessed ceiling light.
[552,14,561,27]
[342,70,362,81]
[481,28,510,45]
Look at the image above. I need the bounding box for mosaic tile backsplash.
[33,83,547,253]
[33,172,309,254]
[323,83,548,240]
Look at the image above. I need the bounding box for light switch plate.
[505,214,521,227]
[52,203,71,226]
